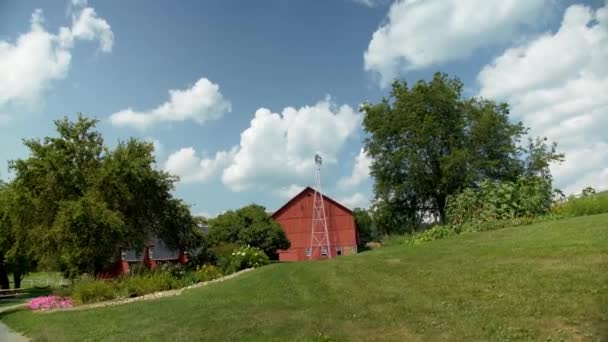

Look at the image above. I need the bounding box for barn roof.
[271,186,353,219]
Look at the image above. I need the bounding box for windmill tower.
[310,154,332,259]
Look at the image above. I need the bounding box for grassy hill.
[2,214,607,341]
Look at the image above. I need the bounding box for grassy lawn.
[1,214,607,341]
[0,288,53,309]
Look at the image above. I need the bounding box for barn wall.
[274,189,357,261]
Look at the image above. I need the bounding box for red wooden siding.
[272,187,358,261]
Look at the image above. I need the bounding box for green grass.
[0,287,53,309]
[2,214,608,341]
[554,191,608,217]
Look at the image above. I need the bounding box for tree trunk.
[0,256,10,289]
[13,271,22,289]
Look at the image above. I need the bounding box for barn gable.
[271,187,358,261]
[271,187,352,220]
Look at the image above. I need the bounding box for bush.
[72,277,116,304]
[116,272,179,298]
[553,190,608,217]
[225,246,269,273]
[413,226,459,244]
[71,266,199,304]
[52,285,73,298]
[207,204,290,258]
[157,263,187,279]
[447,176,553,225]
[211,243,241,271]
[128,263,150,276]
[195,264,223,282]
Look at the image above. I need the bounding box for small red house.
[272,187,358,261]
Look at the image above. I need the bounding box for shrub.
[207,204,290,258]
[116,272,179,298]
[553,189,608,217]
[72,278,116,304]
[225,245,269,273]
[28,296,73,310]
[179,271,200,287]
[447,176,553,225]
[414,226,459,244]
[195,264,224,282]
[157,263,187,279]
[52,285,73,298]
[129,263,150,275]
[211,243,241,271]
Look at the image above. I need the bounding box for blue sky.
[1,0,607,217]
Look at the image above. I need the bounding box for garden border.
[35,268,255,314]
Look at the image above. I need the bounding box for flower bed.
[28,295,73,310]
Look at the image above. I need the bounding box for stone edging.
[35,268,255,313]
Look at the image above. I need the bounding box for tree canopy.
[362,73,562,233]
[207,204,290,259]
[5,114,199,279]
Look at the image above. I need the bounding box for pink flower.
[28,295,73,310]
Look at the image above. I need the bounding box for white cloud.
[221,98,361,191]
[0,5,113,114]
[364,0,548,85]
[338,148,372,190]
[164,146,237,183]
[194,211,215,219]
[273,184,306,199]
[478,2,608,194]
[338,192,369,209]
[353,0,387,8]
[109,78,231,130]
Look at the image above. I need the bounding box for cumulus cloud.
[338,192,369,209]
[0,4,113,114]
[221,98,361,191]
[109,78,231,130]
[164,146,237,183]
[338,148,372,190]
[364,0,548,85]
[273,184,306,199]
[478,2,608,194]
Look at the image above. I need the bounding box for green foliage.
[71,277,115,305]
[392,214,563,246]
[156,263,187,279]
[51,193,125,279]
[194,264,223,282]
[70,267,202,304]
[0,182,36,288]
[7,114,201,278]
[446,176,554,225]
[353,208,378,247]
[208,204,290,258]
[413,225,459,244]
[225,246,269,274]
[210,243,240,271]
[553,188,608,217]
[115,272,180,298]
[362,73,562,233]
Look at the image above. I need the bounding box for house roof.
[271,186,353,219]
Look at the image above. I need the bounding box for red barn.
[272,187,358,261]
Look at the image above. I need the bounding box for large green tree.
[9,115,200,278]
[208,204,290,259]
[362,73,534,232]
[0,182,37,289]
